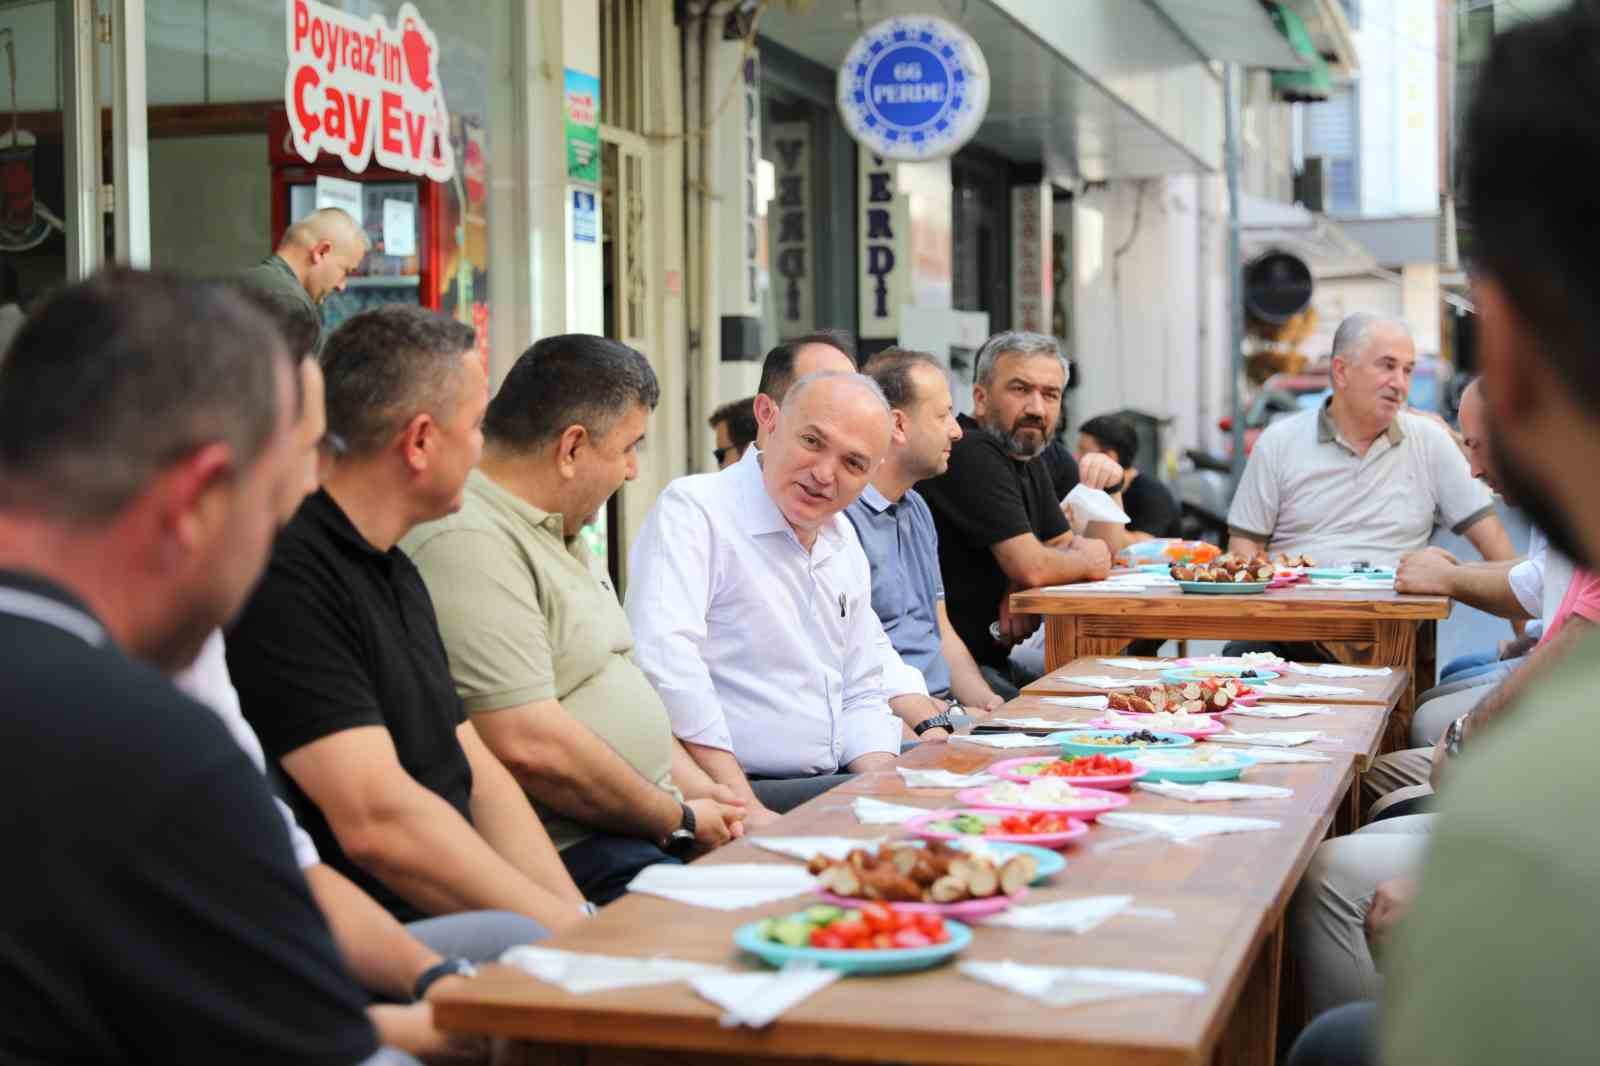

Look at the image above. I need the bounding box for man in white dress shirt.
[626,372,903,820]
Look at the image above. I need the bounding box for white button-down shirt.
[625,448,903,778]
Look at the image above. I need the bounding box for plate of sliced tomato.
[988,753,1149,790]
[735,903,971,974]
[905,807,1090,849]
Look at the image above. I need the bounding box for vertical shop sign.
[1010,183,1052,334]
[770,121,812,338]
[573,190,598,244]
[741,54,761,311]
[285,0,455,181]
[858,152,909,340]
[564,69,601,185]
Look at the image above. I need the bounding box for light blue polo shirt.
[844,484,952,697]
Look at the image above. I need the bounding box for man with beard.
[1227,313,1512,568]
[918,331,1118,691]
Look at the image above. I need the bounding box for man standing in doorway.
[238,207,369,343]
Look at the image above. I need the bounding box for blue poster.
[573,189,597,244]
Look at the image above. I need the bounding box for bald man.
[627,371,903,820]
[239,208,369,343]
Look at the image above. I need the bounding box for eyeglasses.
[317,431,348,460]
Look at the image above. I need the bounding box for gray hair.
[974,330,1068,387]
[782,370,891,416]
[1330,313,1411,366]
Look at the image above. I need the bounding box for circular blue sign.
[837,15,989,161]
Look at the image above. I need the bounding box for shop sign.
[1010,183,1052,334]
[285,0,455,182]
[858,152,909,340]
[837,15,989,162]
[770,121,813,338]
[564,69,601,185]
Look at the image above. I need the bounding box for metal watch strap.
[913,711,953,736]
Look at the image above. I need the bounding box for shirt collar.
[303,489,394,563]
[470,469,568,541]
[1317,397,1406,448]
[0,569,107,645]
[732,446,844,550]
[858,482,894,515]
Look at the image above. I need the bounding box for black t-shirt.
[1123,472,1183,539]
[918,414,1071,670]
[1038,439,1080,500]
[0,571,376,1066]
[227,489,474,922]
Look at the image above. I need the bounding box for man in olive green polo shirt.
[403,335,745,905]
[237,208,368,347]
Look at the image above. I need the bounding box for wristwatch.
[913,710,955,736]
[1445,714,1469,758]
[663,801,697,858]
[412,957,476,1001]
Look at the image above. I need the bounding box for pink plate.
[955,785,1129,821]
[987,755,1148,790]
[1087,715,1224,739]
[904,808,1091,850]
[1102,704,1227,717]
[817,888,1023,919]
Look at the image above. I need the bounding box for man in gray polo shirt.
[846,349,1007,724]
[1227,313,1512,569]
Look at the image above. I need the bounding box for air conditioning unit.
[1295,156,1328,213]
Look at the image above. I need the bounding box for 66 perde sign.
[836,15,989,161]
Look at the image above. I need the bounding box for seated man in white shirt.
[626,371,903,820]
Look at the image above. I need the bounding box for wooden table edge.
[1008,588,1451,619]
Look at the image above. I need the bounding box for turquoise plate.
[950,839,1066,884]
[1046,729,1195,757]
[1176,580,1271,595]
[1160,667,1280,684]
[1138,563,1172,574]
[734,917,972,974]
[1132,751,1257,783]
[1306,568,1394,580]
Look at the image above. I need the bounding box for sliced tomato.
[930,926,951,944]
[810,928,844,949]
[830,920,868,944]
[860,902,896,933]
[891,929,932,949]
[914,911,943,936]
[871,932,895,949]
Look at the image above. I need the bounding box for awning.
[1147,0,1307,70]
[1269,3,1333,102]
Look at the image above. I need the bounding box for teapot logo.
[401,17,433,93]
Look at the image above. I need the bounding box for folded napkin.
[979,895,1131,934]
[1135,781,1294,803]
[691,965,842,1029]
[988,716,1071,730]
[625,864,818,910]
[1229,746,1333,764]
[1290,663,1392,678]
[1064,483,1131,527]
[1313,576,1396,590]
[1039,695,1109,710]
[1187,653,1287,668]
[748,836,887,862]
[1046,674,1140,690]
[1225,703,1334,719]
[500,946,725,994]
[960,960,1206,1008]
[1255,681,1366,698]
[897,767,999,788]
[1097,658,1173,670]
[950,731,1060,750]
[1041,575,1175,592]
[852,796,935,824]
[1208,729,1326,748]
[1097,811,1281,842]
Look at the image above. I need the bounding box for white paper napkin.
[897,767,999,788]
[960,960,1206,1008]
[1135,781,1294,802]
[691,966,842,1028]
[1255,681,1366,698]
[1225,703,1334,719]
[1097,811,1281,842]
[852,796,935,824]
[1045,674,1140,690]
[987,716,1071,730]
[1208,729,1326,748]
[1227,746,1333,764]
[1039,695,1109,710]
[500,946,726,994]
[748,836,888,862]
[979,895,1131,934]
[950,731,1060,749]
[625,864,818,910]
[1064,483,1131,526]
[1097,658,1174,670]
[1290,663,1393,678]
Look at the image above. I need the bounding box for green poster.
[564,68,600,185]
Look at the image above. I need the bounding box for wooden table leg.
[1042,614,1079,673]
[1213,918,1284,1066]
[1374,621,1419,754]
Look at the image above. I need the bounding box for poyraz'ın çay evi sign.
[836,15,989,161]
[285,0,455,182]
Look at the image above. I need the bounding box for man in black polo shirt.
[227,305,588,932]
[919,331,1115,690]
[0,270,380,1064]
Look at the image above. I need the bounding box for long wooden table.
[1009,583,1446,750]
[434,695,1387,1066]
